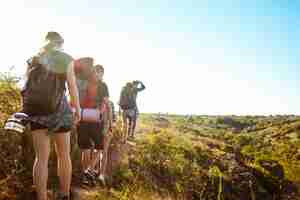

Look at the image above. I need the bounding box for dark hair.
[126,82,133,88]
[45,31,64,42]
[94,64,104,72]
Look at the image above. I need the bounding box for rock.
[295,152,300,161]
[224,165,273,200]
[258,160,284,180]
[250,160,283,199]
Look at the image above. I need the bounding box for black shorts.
[77,121,104,150]
[30,122,71,133]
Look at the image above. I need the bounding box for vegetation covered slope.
[83,114,299,200]
[0,75,299,200]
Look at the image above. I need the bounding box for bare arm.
[136,81,146,92]
[66,61,81,123]
[103,97,113,131]
[108,101,113,127]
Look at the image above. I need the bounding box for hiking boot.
[81,173,90,185]
[87,169,98,178]
[56,195,69,200]
[84,170,97,186]
[128,135,135,140]
[55,192,70,200]
[84,170,95,180]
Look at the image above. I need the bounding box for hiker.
[73,57,96,177]
[95,100,115,184]
[76,63,110,185]
[21,32,81,200]
[89,65,112,185]
[119,80,145,141]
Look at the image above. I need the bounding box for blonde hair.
[41,31,64,52]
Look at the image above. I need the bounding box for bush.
[128,132,206,199]
[0,71,21,125]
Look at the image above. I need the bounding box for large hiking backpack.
[21,51,70,116]
[119,87,136,110]
[74,57,101,108]
[74,57,94,80]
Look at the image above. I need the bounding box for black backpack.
[21,53,68,116]
[119,88,136,110]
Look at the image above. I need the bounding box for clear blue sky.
[0,0,299,115]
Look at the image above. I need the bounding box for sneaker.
[84,170,96,180]
[86,172,97,186]
[128,135,135,141]
[56,196,69,200]
[56,192,69,200]
[81,173,90,185]
[97,174,106,186]
[87,169,98,178]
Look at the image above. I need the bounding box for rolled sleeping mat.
[4,113,29,134]
[72,108,102,122]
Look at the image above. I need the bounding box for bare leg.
[128,118,132,138]
[122,111,128,142]
[101,133,112,176]
[32,129,50,200]
[90,150,103,171]
[131,118,137,138]
[94,149,101,173]
[80,149,91,172]
[53,132,72,197]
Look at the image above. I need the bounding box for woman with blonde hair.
[22,31,81,200]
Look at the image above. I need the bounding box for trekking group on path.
[13,32,145,200]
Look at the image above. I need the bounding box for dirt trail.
[71,187,91,200]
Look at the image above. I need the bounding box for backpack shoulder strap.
[39,50,72,75]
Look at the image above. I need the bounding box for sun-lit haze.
[0,0,299,115]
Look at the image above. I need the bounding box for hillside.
[0,77,299,200]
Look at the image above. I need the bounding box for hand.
[107,126,113,137]
[73,108,81,125]
[111,121,116,128]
